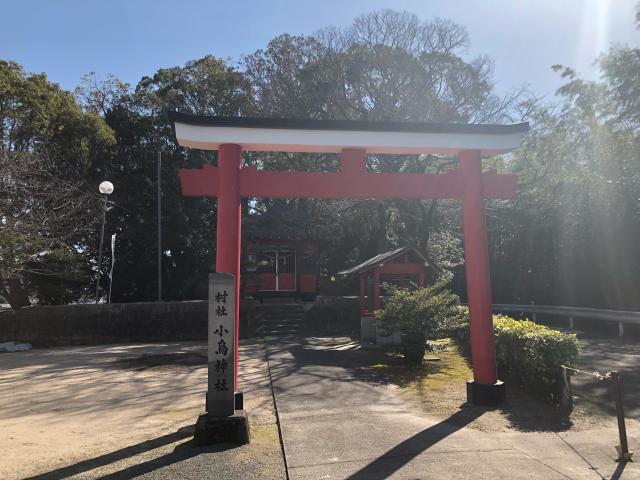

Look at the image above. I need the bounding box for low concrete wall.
[0,299,257,347]
[304,296,360,334]
[360,316,402,345]
[0,301,206,347]
[361,316,376,342]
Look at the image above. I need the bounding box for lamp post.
[95,181,114,303]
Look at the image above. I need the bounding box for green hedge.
[456,312,579,402]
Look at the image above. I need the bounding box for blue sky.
[2,0,638,99]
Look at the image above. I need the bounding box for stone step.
[264,322,301,328]
[259,307,305,313]
[261,309,304,314]
[261,298,297,304]
[255,302,306,335]
[263,317,303,322]
[258,302,304,306]
[263,316,302,320]
[261,311,304,317]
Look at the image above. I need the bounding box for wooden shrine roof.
[338,246,433,275]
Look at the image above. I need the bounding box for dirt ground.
[0,341,285,480]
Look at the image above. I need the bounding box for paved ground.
[266,335,640,480]
[573,336,640,419]
[0,340,285,480]
[2,333,638,479]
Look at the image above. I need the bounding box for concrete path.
[266,335,640,480]
[573,336,640,419]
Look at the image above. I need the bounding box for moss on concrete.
[367,338,612,433]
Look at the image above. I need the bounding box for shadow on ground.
[23,424,238,480]
[345,407,483,479]
[111,351,207,370]
[267,335,575,433]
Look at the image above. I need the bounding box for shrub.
[454,312,579,402]
[375,279,463,364]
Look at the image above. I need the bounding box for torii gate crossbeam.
[169,112,529,406]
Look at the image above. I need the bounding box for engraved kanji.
[215,358,228,374]
[216,290,228,303]
[214,378,229,391]
[216,338,229,356]
[214,324,229,338]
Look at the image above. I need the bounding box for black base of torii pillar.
[466,380,506,407]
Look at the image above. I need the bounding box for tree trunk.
[1,278,31,310]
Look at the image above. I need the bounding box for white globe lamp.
[99,181,114,195]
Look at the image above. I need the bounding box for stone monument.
[194,273,250,445]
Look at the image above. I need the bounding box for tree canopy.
[1,9,639,310]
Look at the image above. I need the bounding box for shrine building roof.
[339,246,434,276]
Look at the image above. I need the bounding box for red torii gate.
[169,112,528,406]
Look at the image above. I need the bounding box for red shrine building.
[339,246,439,344]
[243,238,319,300]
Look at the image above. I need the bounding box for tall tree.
[0,61,114,308]
[75,56,252,302]
[241,10,529,280]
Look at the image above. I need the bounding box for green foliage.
[241,10,526,279]
[375,278,463,363]
[4,8,640,312]
[494,316,579,399]
[59,10,521,304]
[455,313,579,401]
[73,55,252,303]
[490,14,640,310]
[0,61,114,307]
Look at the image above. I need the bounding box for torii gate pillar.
[460,149,504,404]
[216,143,242,392]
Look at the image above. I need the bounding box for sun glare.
[578,0,612,67]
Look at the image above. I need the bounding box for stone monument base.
[194,410,250,446]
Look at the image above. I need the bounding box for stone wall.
[304,296,360,334]
[0,299,256,347]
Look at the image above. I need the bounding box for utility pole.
[157,151,162,301]
[95,181,114,303]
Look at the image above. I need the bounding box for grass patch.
[370,339,470,387]
[369,339,472,417]
[365,338,611,432]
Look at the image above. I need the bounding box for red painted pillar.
[373,269,381,311]
[341,148,367,177]
[418,270,425,288]
[359,273,365,316]
[460,150,498,386]
[216,143,242,391]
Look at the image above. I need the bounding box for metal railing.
[491,304,640,337]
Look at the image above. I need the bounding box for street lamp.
[95,181,114,303]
